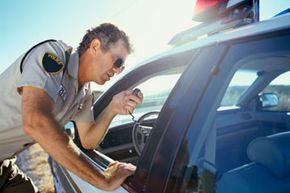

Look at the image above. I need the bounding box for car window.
[220,70,258,107]
[259,71,290,112]
[110,73,182,127]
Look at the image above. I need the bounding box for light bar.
[193,0,228,22]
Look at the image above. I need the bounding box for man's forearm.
[78,105,116,149]
[25,113,112,190]
[21,87,134,191]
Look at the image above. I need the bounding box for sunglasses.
[113,58,125,73]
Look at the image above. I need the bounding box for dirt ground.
[16,143,55,193]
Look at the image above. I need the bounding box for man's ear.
[90,39,101,53]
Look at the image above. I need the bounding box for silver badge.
[58,84,67,101]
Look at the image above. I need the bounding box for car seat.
[216,131,290,193]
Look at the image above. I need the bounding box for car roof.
[135,13,290,69]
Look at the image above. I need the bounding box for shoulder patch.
[42,52,64,74]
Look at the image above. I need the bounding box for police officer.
[0,23,143,192]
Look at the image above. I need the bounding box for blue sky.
[1,0,290,75]
[0,0,193,74]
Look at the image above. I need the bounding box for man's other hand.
[103,161,136,191]
[109,90,143,115]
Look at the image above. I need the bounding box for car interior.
[215,53,290,192]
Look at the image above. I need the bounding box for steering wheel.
[132,111,159,156]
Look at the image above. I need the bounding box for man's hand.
[109,90,143,115]
[103,161,136,190]
[77,90,143,149]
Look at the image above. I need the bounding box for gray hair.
[77,23,132,57]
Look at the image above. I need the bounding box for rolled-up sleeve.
[16,44,65,102]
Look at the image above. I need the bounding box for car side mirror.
[257,93,279,109]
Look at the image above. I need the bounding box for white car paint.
[68,171,128,193]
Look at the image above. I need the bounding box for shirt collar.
[67,52,79,80]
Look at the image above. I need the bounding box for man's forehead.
[110,40,129,58]
[110,39,127,50]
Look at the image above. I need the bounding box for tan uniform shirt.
[0,40,94,160]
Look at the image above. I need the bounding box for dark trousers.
[0,157,39,193]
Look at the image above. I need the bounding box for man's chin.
[95,79,106,85]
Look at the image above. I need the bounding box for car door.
[157,27,290,193]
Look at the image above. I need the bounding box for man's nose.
[113,66,125,74]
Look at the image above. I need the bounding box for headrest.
[247,131,290,178]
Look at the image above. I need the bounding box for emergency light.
[170,0,259,46]
[193,0,256,22]
[193,0,228,21]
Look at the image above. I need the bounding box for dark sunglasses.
[114,58,124,68]
[113,58,125,73]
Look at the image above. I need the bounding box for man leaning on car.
[0,23,143,193]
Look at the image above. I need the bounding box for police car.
[50,0,290,192]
